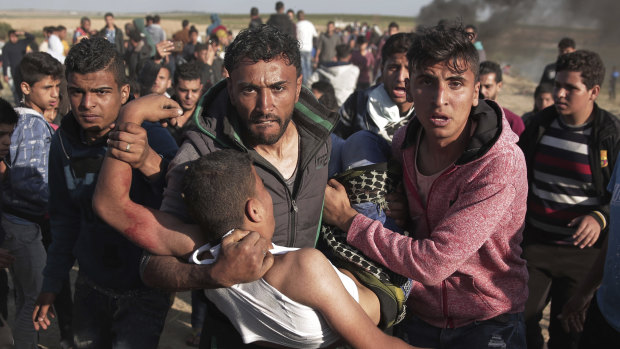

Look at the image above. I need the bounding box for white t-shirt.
[296,20,318,53]
[191,243,359,348]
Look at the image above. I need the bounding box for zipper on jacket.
[288,199,299,246]
[442,281,453,328]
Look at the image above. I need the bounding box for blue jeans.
[72,274,172,349]
[1,216,46,349]
[300,51,313,87]
[395,313,526,349]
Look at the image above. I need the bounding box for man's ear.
[497,81,503,92]
[120,83,130,104]
[589,85,600,101]
[472,81,480,107]
[20,81,31,96]
[246,198,263,223]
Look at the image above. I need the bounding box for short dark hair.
[104,12,114,19]
[58,25,66,31]
[128,29,142,43]
[8,30,16,37]
[146,15,154,23]
[382,32,414,65]
[556,50,605,89]
[408,24,479,80]
[336,44,351,60]
[327,21,335,27]
[182,150,256,242]
[19,52,64,86]
[43,26,54,35]
[388,22,399,30]
[535,83,553,98]
[479,61,502,82]
[465,24,477,34]
[224,24,301,77]
[65,37,128,87]
[194,43,208,53]
[0,97,18,125]
[558,37,576,50]
[182,19,189,27]
[189,26,198,35]
[276,1,284,11]
[153,15,161,23]
[80,16,90,25]
[174,61,202,85]
[251,7,259,16]
[311,81,338,111]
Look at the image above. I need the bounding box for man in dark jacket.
[91,24,338,349]
[31,37,178,348]
[266,1,296,38]
[99,12,124,55]
[519,50,620,349]
[2,30,35,103]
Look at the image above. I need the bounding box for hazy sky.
[2,0,431,17]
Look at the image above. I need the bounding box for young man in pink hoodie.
[324,24,529,348]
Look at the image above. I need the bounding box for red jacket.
[347,100,529,328]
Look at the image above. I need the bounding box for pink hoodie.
[347,100,529,328]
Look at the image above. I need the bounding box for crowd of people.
[0,2,618,349]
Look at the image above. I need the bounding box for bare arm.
[271,249,416,349]
[93,95,201,256]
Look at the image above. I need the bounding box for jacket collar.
[402,99,504,165]
[191,79,339,150]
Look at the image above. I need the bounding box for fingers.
[327,178,345,191]
[32,304,54,331]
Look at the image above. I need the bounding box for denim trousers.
[0,217,46,349]
[395,312,526,349]
[72,274,172,349]
[300,51,313,87]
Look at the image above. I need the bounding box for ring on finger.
[125,143,131,152]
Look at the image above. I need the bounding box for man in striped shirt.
[519,50,620,349]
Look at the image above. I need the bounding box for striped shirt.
[527,119,604,244]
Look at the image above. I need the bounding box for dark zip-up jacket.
[42,113,178,293]
[161,79,338,248]
[518,103,620,236]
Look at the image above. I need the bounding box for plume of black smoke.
[417,0,620,43]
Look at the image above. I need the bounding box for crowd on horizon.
[0,1,618,349]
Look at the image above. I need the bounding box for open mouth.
[393,87,408,98]
[430,114,449,126]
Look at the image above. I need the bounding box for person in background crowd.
[351,35,375,90]
[100,12,125,55]
[315,21,339,66]
[295,10,317,86]
[249,7,262,29]
[73,17,94,44]
[540,37,576,86]
[479,60,525,136]
[522,83,554,123]
[465,24,486,62]
[309,44,359,107]
[267,1,296,38]
[519,50,618,349]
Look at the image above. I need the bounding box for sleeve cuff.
[589,211,607,230]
